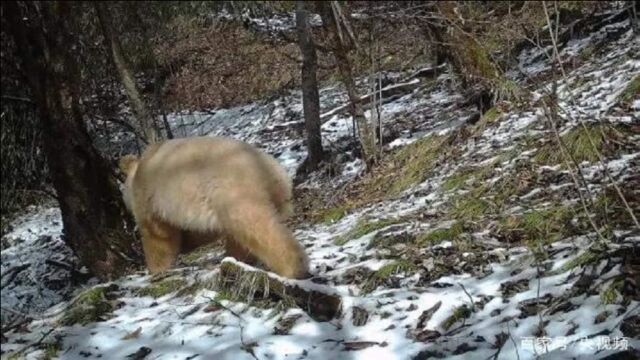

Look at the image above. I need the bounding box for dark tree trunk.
[296,1,324,170]
[4,1,141,280]
[629,1,639,33]
[95,2,159,144]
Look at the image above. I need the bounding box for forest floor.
[2,7,639,360]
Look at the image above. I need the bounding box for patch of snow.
[1,206,87,327]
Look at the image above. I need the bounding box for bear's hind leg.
[140,217,182,273]
[224,238,258,265]
[223,201,309,279]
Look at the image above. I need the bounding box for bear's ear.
[119,155,139,175]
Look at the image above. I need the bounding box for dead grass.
[296,135,451,225]
[158,22,300,110]
[156,10,431,111]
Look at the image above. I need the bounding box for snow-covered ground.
[1,206,93,327]
[2,7,639,360]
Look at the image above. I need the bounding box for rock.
[273,314,303,335]
[453,343,477,355]
[517,294,553,317]
[620,315,639,338]
[412,329,442,342]
[352,306,369,327]
[416,301,442,329]
[594,311,610,324]
[500,278,529,298]
[343,341,388,351]
[126,346,152,359]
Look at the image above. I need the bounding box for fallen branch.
[1,263,30,289]
[402,64,447,82]
[217,260,341,321]
[321,79,421,122]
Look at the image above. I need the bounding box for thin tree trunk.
[95,2,158,144]
[129,2,173,140]
[317,1,377,169]
[296,1,324,170]
[4,1,141,280]
[629,1,638,33]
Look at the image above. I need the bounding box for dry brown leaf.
[121,326,142,340]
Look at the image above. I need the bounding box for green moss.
[441,305,472,331]
[342,135,450,205]
[362,260,417,293]
[473,107,502,134]
[579,45,595,62]
[442,172,473,192]
[136,278,187,298]
[321,206,349,224]
[377,260,416,278]
[620,75,639,105]
[391,136,446,194]
[447,164,535,227]
[369,231,415,249]
[361,135,446,197]
[496,146,521,165]
[534,125,619,166]
[442,162,496,192]
[498,205,573,246]
[416,222,465,245]
[6,352,24,360]
[43,342,61,360]
[216,261,296,310]
[461,37,498,81]
[335,217,405,245]
[483,107,500,122]
[180,242,222,264]
[451,196,492,220]
[600,279,623,305]
[61,286,114,326]
[558,248,600,273]
[213,289,235,302]
[562,126,604,163]
[592,186,638,229]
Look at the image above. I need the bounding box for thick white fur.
[120,136,308,279]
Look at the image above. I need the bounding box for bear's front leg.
[140,217,182,273]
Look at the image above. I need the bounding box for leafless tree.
[296,1,324,170]
[3,1,141,279]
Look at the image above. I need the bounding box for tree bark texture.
[317,1,377,169]
[95,2,159,144]
[4,1,141,280]
[296,1,324,170]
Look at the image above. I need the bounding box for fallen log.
[217,259,342,322]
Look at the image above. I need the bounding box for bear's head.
[118,154,139,212]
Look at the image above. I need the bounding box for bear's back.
[132,137,290,229]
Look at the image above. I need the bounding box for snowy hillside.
[2,7,639,360]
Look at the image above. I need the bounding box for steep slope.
[1,8,639,360]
